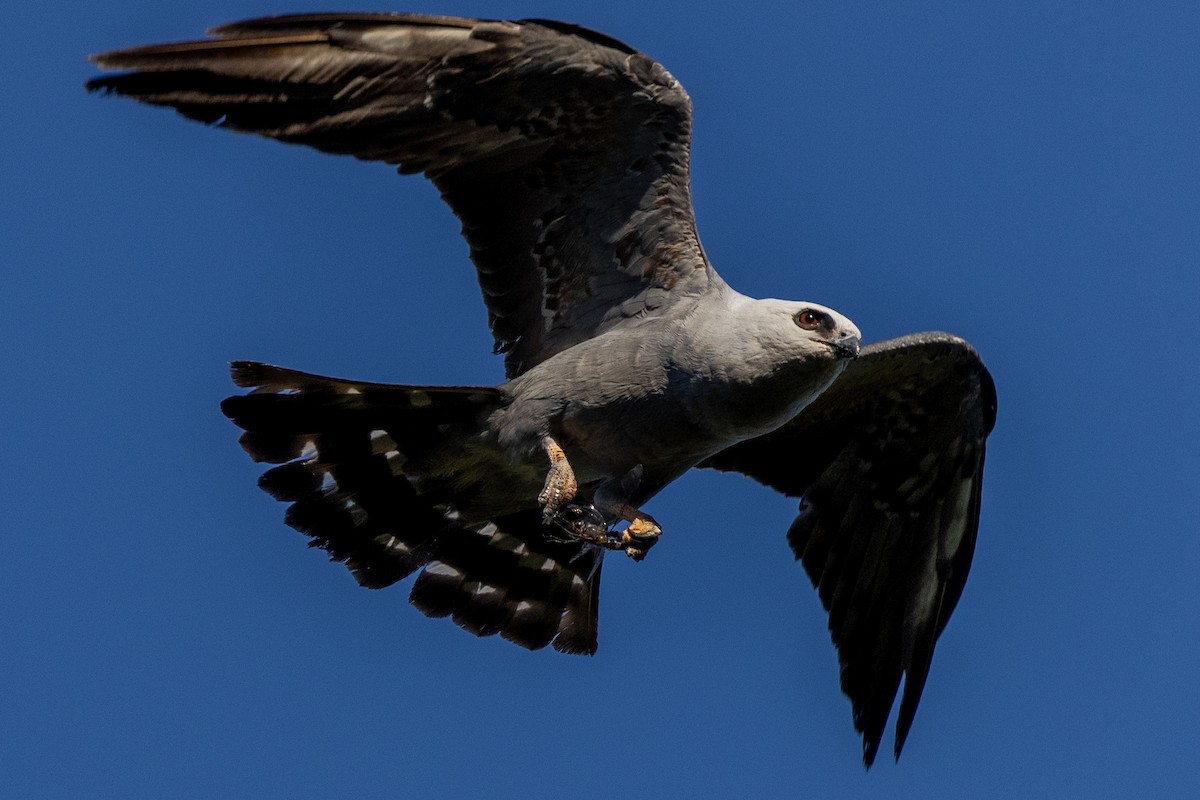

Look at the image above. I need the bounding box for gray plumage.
[88,12,996,767]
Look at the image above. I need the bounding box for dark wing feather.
[87,13,720,377]
[700,332,996,767]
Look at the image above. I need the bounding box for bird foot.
[620,513,662,562]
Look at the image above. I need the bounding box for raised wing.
[700,332,997,767]
[87,13,721,376]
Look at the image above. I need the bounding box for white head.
[745,298,862,364]
[681,294,862,440]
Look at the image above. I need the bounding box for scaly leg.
[537,438,613,546]
[537,436,578,517]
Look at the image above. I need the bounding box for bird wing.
[699,331,997,766]
[87,13,721,377]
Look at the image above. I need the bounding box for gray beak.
[831,330,861,359]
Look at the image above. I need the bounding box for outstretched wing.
[700,332,997,767]
[87,13,721,377]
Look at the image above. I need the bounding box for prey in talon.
[545,502,662,560]
[538,439,662,560]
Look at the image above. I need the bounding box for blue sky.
[6,1,1199,797]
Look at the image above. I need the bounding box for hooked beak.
[829,330,861,359]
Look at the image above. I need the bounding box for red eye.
[795,310,824,329]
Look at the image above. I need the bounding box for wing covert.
[87,13,722,376]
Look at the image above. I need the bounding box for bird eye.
[795,310,824,330]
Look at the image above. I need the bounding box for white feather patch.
[424,560,462,580]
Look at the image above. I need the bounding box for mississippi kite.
[88,13,996,767]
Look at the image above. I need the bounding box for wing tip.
[551,630,599,656]
[861,739,881,770]
[229,360,274,388]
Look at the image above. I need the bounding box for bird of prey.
[87,12,996,767]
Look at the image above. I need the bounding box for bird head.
[751,298,861,363]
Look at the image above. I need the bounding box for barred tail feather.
[221,361,603,654]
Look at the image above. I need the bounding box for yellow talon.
[626,517,661,538]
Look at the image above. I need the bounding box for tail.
[220,361,603,655]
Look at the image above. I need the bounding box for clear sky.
[6,1,1199,797]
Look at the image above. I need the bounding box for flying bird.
[87,12,996,767]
